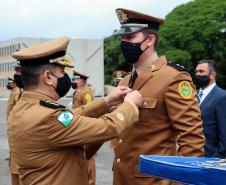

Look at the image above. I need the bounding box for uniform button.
[118,139,123,144]
[116,158,121,163]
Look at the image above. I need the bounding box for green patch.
[178,81,192,99]
[57,111,74,127]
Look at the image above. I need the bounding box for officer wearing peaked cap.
[111,8,205,185]
[71,70,96,185]
[7,37,142,185]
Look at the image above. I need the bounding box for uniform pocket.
[138,97,157,124]
[141,97,157,109]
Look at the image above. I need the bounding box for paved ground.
[0,98,114,185]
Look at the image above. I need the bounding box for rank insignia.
[57,111,74,127]
[178,81,193,99]
[116,9,129,24]
[117,113,124,121]
[40,100,65,109]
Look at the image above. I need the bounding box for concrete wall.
[0,37,104,97]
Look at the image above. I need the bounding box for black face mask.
[51,73,71,98]
[120,37,148,64]
[195,75,210,88]
[6,84,12,90]
[71,83,77,89]
[14,74,24,88]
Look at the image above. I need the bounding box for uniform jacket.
[113,56,205,185]
[73,86,93,108]
[8,91,139,185]
[200,85,226,158]
[7,86,22,174]
[7,87,21,119]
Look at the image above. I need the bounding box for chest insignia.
[178,81,193,99]
[40,100,65,109]
[57,111,74,127]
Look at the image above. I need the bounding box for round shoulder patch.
[178,81,193,99]
[84,93,92,104]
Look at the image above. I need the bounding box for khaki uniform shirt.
[113,56,205,185]
[8,91,139,185]
[73,86,93,108]
[7,87,22,174]
[7,87,21,119]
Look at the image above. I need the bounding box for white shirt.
[199,83,216,104]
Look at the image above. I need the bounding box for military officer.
[7,37,142,185]
[111,8,205,185]
[6,77,20,119]
[7,64,24,185]
[71,70,93,108]
[112,70,129,87]
[71,70,96,185]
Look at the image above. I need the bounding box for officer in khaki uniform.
[6,77,21,119]
[112,8,205,185]
[72,70,93,108]
[7,37,142,185]
[71,70,96,185]
[6,65,24,185]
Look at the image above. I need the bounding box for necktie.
[129,70,138,88]
[198,90,203,103]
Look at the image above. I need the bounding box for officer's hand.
[124,90,142,107]
[105,86,132,109]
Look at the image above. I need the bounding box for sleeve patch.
[57,111,74,127]
[84,93,92,104]
[178,81,193,99]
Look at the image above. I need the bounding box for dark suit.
[200,85,226,158]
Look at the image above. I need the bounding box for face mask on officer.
[6,84,13,90]
[14,74,24,88]
[195,75,210,88]
[71,82,77,89]
[51,73,71,98]
[120,37,149,64]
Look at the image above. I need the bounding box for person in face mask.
[195,60,226,158]
[71,70,96,185]
[112,8,205,185]
[8,37,143,185]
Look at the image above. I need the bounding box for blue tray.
[139,155,226,185]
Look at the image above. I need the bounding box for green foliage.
[104,0,226,87]
[159,0,226,87]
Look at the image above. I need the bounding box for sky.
[0,0,192,41]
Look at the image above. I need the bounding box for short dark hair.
[142,28,159,49]
[21,64,57,90]
[198,59,217,72]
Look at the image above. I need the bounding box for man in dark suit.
[195,59,226,158]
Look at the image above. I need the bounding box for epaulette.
[167,63,187,72]
[40,100,65,109]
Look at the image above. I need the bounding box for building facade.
[0,37,104,98]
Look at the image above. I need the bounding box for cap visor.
[113,27,144,35]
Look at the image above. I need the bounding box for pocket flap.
[141,97,157,109]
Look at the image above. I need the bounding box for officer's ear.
[146,34,156,47]
[42,70,55,86]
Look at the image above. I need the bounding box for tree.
[104,0,226,87]
[158,0,226,87]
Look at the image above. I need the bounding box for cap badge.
[116,10,129,24]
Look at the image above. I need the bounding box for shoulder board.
[40,100,65,109]
[167,63,187,72]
